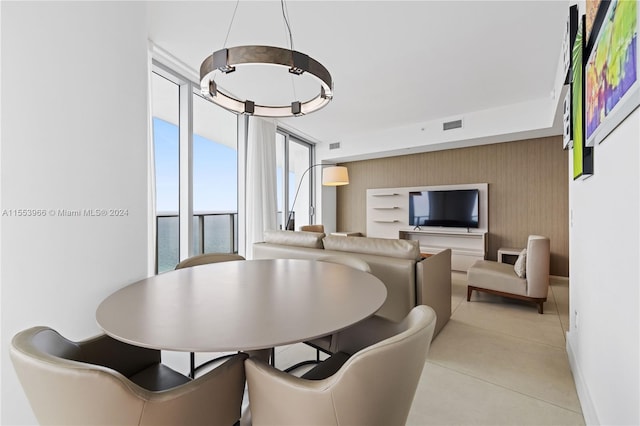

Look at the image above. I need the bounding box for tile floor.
[273,272,584,425]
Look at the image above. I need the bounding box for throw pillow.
[514,248,527,278]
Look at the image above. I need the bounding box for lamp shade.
[322,166,349,186]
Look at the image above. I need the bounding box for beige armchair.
[467,235,550,313]
[245,305,437,426]
[10,326,247,426]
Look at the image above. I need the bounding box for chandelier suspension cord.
[280,0,298,101]
[281,0,294,51]
[223,0,241,49]
[213,0,241,85]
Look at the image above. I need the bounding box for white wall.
[316,96,562,163]
[567,108,640,425]
[1,2,149,424]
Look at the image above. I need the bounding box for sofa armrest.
[416,249,451,337]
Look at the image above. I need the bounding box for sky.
[154,117,238,213]
[154,116,299,224]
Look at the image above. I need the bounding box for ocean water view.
[156,212,238,273]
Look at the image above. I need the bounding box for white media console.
[366,184,488,271]
[399,229,487,272]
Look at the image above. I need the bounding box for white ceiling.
[147,0,568,149]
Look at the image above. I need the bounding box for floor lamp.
[285,165,349,231]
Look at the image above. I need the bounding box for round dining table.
[96,258,387,352]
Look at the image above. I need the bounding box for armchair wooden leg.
[468,285,547,314]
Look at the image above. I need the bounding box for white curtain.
[245,117,277,258]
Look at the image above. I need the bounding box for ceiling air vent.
[329,142,341,150]
[443,119,463,131]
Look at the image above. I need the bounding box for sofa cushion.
[322,236,420,260]
[263,230,325,249]
[514,248,527,278]
[468,260,527,296]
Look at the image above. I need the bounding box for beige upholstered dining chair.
[175,252,245,269]
[175,252,272,375]
[300,224,325,233]
[467,235,550,313]
[245,305,437,426]
[10,326,247,426]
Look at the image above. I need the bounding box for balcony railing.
[156,211,238,274]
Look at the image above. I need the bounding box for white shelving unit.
[366,190,408,238]
[366,184,489,271]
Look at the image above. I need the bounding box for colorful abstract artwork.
[573,14,594,180]
[586,0,604,45]
[585,0,639,146]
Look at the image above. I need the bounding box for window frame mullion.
[178,82,194,261]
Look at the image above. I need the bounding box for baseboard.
[566,331,600,425]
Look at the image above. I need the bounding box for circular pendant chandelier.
[200,45,333,117]
[199,2,333,118]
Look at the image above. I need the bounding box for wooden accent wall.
[337,136,569,277]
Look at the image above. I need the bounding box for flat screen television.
[409,189,479,229]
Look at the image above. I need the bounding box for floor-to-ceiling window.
[152,72,180,273]
[151,65,238,273]
[276,130,314,231]
[192,92,238,256]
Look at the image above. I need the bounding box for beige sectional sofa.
[253,230,452,336]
